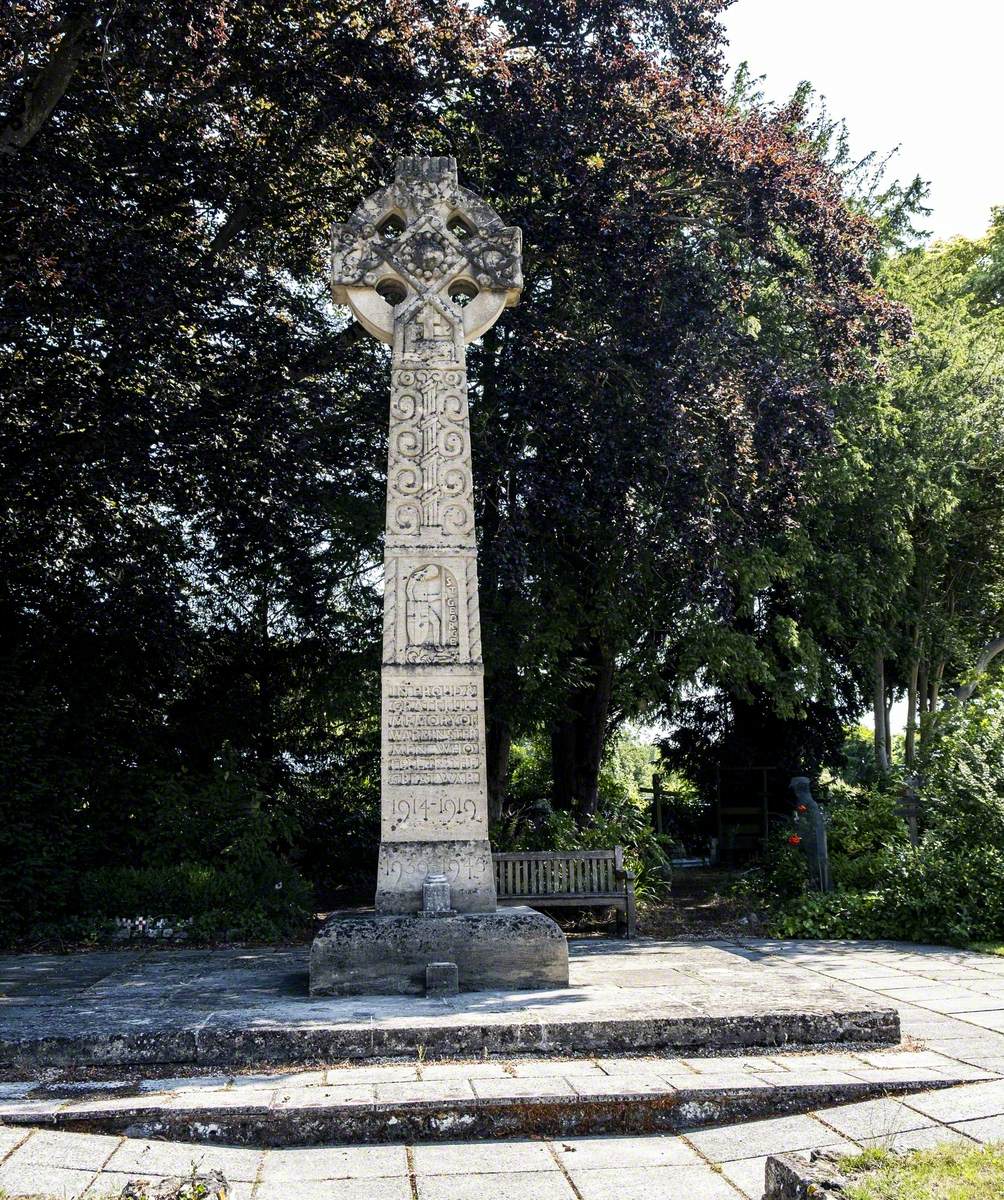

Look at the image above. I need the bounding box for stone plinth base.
[309,907,568,996]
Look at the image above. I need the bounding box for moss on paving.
[841,1142,1004,1199]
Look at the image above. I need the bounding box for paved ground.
[3,939,1004,1198]
[1,1080,1002,1199]
[0,941,893,1067]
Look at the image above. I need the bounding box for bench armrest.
[614,868,635,882]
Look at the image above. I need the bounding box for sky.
[722,0,1004,243]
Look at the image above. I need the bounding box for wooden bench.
[492,847,637,938]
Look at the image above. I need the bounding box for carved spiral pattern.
[439,429,465,459]
[441,392,466,421]
[393,465,422,495]
[394,502,423,533]
[391,391,417,421]
[442,502,472,535]
[395,430,422,458]
[442,467,468,497]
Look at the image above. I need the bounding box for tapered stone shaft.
[330,156,522,913]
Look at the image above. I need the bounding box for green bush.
[762,686,1004,947]
[771,839,1004,945]
[823,781,911,890]
[731,822,809,910]
[78,814,314,941]
[919,683,1004,848]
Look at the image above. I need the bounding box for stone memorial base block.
[309,907,568,996]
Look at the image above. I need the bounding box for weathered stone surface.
[331,155,523,918]
[0,941,902,1069]
[13,1075,961,1148]
[309,908,568,996]
[426,962,458,997]
[764,1151,849,1198]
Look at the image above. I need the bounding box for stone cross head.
[330,155,522,347]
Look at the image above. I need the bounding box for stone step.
[0,942,902,1072]
[2,1056,990,1147]
[0,1006,899,1072]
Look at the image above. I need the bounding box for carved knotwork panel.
[387,366,473,542]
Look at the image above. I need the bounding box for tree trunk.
[486,710,511,825]
[930,660,944,713]
[550,638,615,819]
[905,656,920,767]
[873,650,889,771]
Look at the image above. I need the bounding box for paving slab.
[9,1128,120,1169]
[103,1137,264,1181]
[685,1112,854,1162]
[902,1079,1004,1123]
[0,1162,98,1196]
[568,1163,740,1200]
[814,1096,934,1140]
[950,1113,1004,1142]
[551,1134,704,1169]
[719,1154,770,1198]
[412,1140,558,1175]
[259,1180,413,1200]
[259,1143,408,1181]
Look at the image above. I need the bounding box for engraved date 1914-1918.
[388,795,480,833]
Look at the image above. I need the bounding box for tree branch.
[954,635,1004,704]
[1,13,95,155]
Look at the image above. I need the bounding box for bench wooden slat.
[492,850,620,861]
[492,846,636,938]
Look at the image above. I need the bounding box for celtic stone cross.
[331,155,521,914]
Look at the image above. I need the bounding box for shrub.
[823,781,911,891]
[77,812,314,942]
[918,682,1004,848]
[771,838,1004,945]
[731,821,809,910]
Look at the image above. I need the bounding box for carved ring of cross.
[330,156,522,344]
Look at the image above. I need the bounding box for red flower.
[797,803,808,813]
[788,834,802,846]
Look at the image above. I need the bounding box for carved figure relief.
[405,565,460,663]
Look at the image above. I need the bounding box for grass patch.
[968,941,1004,957]
[840,1142,1004,1199]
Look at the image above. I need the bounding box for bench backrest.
[493,848,623,899]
